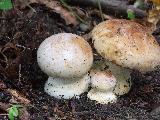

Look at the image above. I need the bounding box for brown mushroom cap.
[92,19,160,73]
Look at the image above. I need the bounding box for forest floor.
[0,0,160,120]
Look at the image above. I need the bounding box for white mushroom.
[92,60,132,96]
[37,33,93,99]
[92,19,160,73]
[87,69,117,104]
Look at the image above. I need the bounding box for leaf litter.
[14,0,79,26]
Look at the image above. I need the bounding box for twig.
[27,5,36,13]
[0,114,8,115]
[96,0,104,21]
[18,64,21,83]
[60,0,87,24]
[16,44,31,50]
[67,0,147,18]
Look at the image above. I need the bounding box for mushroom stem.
[44,74,90,99]
[87,89,117,104]
[104,60,132,95]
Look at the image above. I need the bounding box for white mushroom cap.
[90,69,117,91]
[44,74,90,99]
[87,69,117,104]
[92,19,160,73]
[37,33,93,78]
[92,60,132,95]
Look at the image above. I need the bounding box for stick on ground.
[67,0,147,18]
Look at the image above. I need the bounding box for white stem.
[44,74,90,99]
[87,89,117,104]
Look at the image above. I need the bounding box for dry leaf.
[14,0,78,25]
[148,8,160,27]
[149,0,160,5]
[7,89,31,105]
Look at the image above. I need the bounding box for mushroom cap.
[92,60,132,95]
[44,74,90,99]
[37,33,93,78]
[87,89,117,104]
[92,19,160,72]
[87,69,117,104]
[90,69,117,91]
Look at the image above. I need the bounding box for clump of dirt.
[0,4,160,120]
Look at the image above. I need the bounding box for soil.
[0,4,160,120]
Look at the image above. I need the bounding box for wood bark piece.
[67,0,147,18]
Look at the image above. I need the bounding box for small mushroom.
[37,33,93,99]
[92,19,160,73]
[92,60,132,96]
[87,69,117,104]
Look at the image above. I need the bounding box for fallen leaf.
[149,0,160,5]
[148,9,160,26]
[7,89,31,105]
[146,0,160,29]
[14,0,78,25]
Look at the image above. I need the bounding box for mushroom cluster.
[37,19,160,104]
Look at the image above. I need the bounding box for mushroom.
[92,19,160,73]
[87,69,117,104]
[37,33,93,99]
[91,19,160,96]
[92,59,132,96]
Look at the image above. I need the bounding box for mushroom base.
[44,74,90,99]
[87,89,117,104]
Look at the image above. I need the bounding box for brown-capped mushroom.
[92,19,160,73]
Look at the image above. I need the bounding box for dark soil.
[0,4,160,120]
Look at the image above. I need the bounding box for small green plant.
[7,105,22,120]
[0,0,13,10]
[127,9,135,20]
